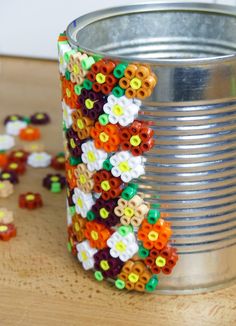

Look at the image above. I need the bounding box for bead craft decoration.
[58,33,178,292]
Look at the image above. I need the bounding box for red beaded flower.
[0,223,17,241]
[93,170,122,200]
[18,192,43,210]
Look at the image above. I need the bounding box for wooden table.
[0,57,235,326]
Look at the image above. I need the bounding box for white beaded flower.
[103,95,141,126]
[58,42,71,75]
[72,187,94,218]
[66,200,73,225]
[27,152,52,168]
[107,228,138,262]
[81,140,107,172]
[110,151,145,183]
[62,100,74,128]
[76,240,98,270]
[5,120,28,136]
[0,134,15,151]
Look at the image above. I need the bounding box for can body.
[59,3,236,293]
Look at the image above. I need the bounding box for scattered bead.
[0,134,15,151]
[19,126,41,141]
[18,192,43,210]
[4,114,24,125]
[0,170,18,184]
[5,120,28,136]
[30,112,50,125]
[0,181,14,198]
[5,161,26,175]
[51,152,65,170]
[27,152,52,168]
[23,142,45,153]
[0,207,14,224]
[8,149,29,163]
[0,223,17,241]
[42,173,66,192]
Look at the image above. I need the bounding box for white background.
[0,0,236,59]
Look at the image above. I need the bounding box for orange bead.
[19,126,41,141]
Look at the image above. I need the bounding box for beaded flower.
[71,109,94,140]
[67,51,88,85]
[58,40,71,75]
[27,152,52,168]
[76,240,97,270]
[74,163,94,193]
[0,180,14,198]
[72,213,86,243]
[110,151,145,182]
[0,170,18,184]
[90,122,120,153]
[107,226,139,262]
[94,248,123,278]
[103,95,141,126]
[78,89,106,120]
[30,112,50,125]
[66,127,83,158]
[65,161,77,189]
[61,77,78,109]
[0,223,17,241]
[8,149,29,163]
[93,170,122,200]
[81,140,107,172]
[88,197,119,227]
[0,207,14,224]
[72,187,94,218]
[84,221,112,249]
[62,100,74,129]
[5,120,28,136]
[0,135,15,151]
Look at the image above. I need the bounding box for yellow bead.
[115,241,126,253]
[130,135,141,147]
[99,208,109,219]
[26,194,35,201]
[124,206,134,218]
[51,176,59,182]
[81,251,88,261]
[91,230,99,240]
[155,256,166,267]
[100,260,110,271]
[0,225,8,232]
[70,138,76,149]
[130,77,142,90]
[128,272,139,283]
[77,119,84,130]
[118,161,130,172]
[96,73,106,84]
[101,180,110,191]
[79,174,87,185]
[73,64,79,74]
[85,99,94,109]
[112,104,124,116]
[87,151,96,163]
[66,88,71,98]
[148,230,159,241]
[77,198,83,208]
[99,132,109,143]
[2,173,10,179]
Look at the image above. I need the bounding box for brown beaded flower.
[72,213,86,242]
[74,163,94,193]
[71,109,94,140]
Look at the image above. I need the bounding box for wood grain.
[0,57,235,326]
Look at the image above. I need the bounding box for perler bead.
[88,197,119,227]
[78,89,107,120]
[30,112,50,125]
[18,192,43,209]
[81,140,107,172]
[0,153,8,168]
[84,221,112,249]
[119,64,157,99]
[66,127,83,158]
[72,213,86,242]
[120,120,155,156]
[71,109,94,140]
[4,114,24,125]
[67,51,88,85]
[94,248,123,279]
[90,122,120,153]
[0,223,17,241]
[23,142,45,153]
[27,152,52,168]
[93,170,122,200]
[5,161,26,175]
[114,194,149,227]
[144,245,179,275]
[67,225,78,256]
[65,161,77,189]
[0,134,15,151]
[42,173,66,193]
[0,180,14,198]
[0,170,18,184]
[8,149,29,163]
[61,77,79,109]
[19,126,41,141]
[76,240,97,270]
[62,100,74,129]
[103,95,141,126]
[72,187,94,218]
[74,163,94,193]
[5,120,28,136]
[0,207,14,224]
[51,152,65,170]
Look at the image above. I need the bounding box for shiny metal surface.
[66,2,236,293]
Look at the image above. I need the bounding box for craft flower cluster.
[58,33,178,292]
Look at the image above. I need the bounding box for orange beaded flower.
[19,126,41,141]
[65,161,77,189]
[61,77,78,109]
[137,219,172,251]
[119,64,157,99]
[71,109,94,140]
[84,221,112,249]
[72,213,86,243]
[90,122,120,152]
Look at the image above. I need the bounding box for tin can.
[60,2,236,293]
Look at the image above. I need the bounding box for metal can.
[60,2,236,293]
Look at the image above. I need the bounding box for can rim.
[66,1,236,65]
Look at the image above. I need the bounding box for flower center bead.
[70,138,76,149]
[118,161,130,172]
[77,119,84,129]
[2,173,10,179]
[115,241,126,252]
[128,273,139,283]
[130,77,142,90]
[26,194,35,201]
[124,206,134,218]
[96,73,106,84]
[0,211,4,218]
[112,104,124,116]
[15,152,23,157]
[99,208,109,219]
[74,222,80,232]
[0,183,4,189]
[79,174,87,185]
[101,180,110,191]
[85,99,94,109]
[9,163,18,169]
[51,176,59,182]
[77,198,83,208]
[0,225,8,232]
[130,135,141,147]
[81,251,88,261]
[87,151,96,163]
[91,230,99,240]
[100,260,110,271]
[99,132,109,143]
[148,230,159,241]
[155,256,166,267]
[36,114,44,119]
[66,88,71,98]
[73,64,79,74]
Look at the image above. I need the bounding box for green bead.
[98,114,109,126]
[23,116,30,124]
[69,156,82,166]
[74,84,83,95]
[93,54,103,62]
[51,182,61,193]
[112,86,125,98]
[113,63,127,78]
[65,70,71,81]
[87,210,95,221]
[67,242,72,253]
[83,79,93,90]
[118,225,133,237]
[102,159,112,171]
[64,50,76,63]
[81,56,95,70]
[145,276,158,292]
[69,206,76,216]
[94,271,103,281]
[121,186,137,200]
[138,245,150,259]
[147,209,161,224]
[115,279,125,290]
